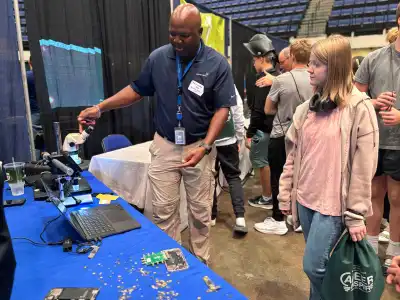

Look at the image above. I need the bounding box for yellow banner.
[179,1,225,55]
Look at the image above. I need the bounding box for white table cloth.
[89,126,252,229]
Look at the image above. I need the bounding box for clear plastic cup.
[4,162,25,196]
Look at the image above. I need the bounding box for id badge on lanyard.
[174,127,186,145]
[174,44,201,145]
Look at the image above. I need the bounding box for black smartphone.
[3,198,26,207]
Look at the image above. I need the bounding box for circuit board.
[163,248,189,272]
[141,252,167,266]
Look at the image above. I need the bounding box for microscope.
[62,126,94,165]
[40,152,93,206]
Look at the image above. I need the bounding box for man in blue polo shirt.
[78,4,236,263]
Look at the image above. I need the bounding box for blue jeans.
[297,203,344,300]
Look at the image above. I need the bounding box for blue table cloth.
[5,172,246,300]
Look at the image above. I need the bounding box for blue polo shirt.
[131,41,236,144]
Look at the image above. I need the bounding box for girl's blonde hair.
[386,27,398,44]
[312,35,353,106]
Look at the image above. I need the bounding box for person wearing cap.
[243,34,280,210]
[255,47,292,88]
[77,4,236,264]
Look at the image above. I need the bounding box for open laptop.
[41,179,141,241]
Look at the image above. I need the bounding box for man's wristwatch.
[199,142,212,155]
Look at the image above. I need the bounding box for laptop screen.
[40,178,67,214]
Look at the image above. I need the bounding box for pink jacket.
[278,88,379,228]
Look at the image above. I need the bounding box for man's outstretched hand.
[77,106,100,132]
[179,147,206,168]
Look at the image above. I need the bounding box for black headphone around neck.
[309,92,338,113]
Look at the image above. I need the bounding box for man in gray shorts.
[355,3,400,270]
[254,39,313,235]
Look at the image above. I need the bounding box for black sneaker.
[248,196,273,210]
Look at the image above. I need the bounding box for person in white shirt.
[212,86,247,234]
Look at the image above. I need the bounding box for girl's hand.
[281,209,291,216]
[348,224,366,242]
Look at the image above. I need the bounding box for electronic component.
[62,238,73,252]
[3,198,26,207]
[203,276,221,293]
[163,248,189,272]
[44,287,99,300]
[141,252,167,266]
[88,246,100,259]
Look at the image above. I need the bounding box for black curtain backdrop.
[231,21,258,101]
[0,0,30,163]
[25,0,170,158]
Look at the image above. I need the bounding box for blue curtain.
[0,0,30,163]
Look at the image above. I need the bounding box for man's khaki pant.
[148,133,215,263]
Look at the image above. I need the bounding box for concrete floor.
[183,175,400,300]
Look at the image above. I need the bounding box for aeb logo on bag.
[340,266,374,293]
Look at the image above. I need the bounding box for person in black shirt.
[243,34,279,210]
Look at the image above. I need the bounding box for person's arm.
[265,97,277,115]
[264,77,280,115]
[354,55,395,110]
[255,72,275,88]
[78,56,154,126]
[203,108,230,146]
[345,101,379,229]
[100,86,142,112]
[278,121,297,214]
[387,256,400,292]
[246,112,259,138]
[232,87,245,142]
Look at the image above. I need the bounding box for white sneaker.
[211,219,216,227]
[287,215,302,233]
[254,217,288,235]
[236,217,246,227]
[234,217,248,234]
[379,230,390,243]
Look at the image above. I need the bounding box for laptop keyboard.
[73,210,115,239]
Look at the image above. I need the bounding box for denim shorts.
[249,130,269,169]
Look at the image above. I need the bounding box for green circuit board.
[141,252,167,266]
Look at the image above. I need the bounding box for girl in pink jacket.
[278,35,379,300]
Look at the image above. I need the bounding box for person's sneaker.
[234,217,248,234]
[254,217,288,235]
[379,230,390,243]
[287,215,302,233]
[211,218,216,227]
[248,195,273,210]
[294,225,303,233]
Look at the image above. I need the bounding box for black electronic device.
[3,198,26,207]
[31,176,92,201]
[44,287,99,300]
[25,152,92,201]
[42,152,82,176]
[41,179,141,241]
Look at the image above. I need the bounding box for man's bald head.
[169,4,203,59]
[171,4,202,29]
[278,47,292,72]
